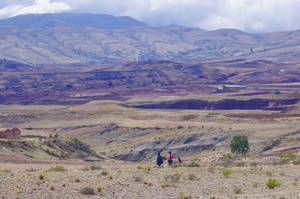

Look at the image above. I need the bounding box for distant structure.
[0,128,21,139]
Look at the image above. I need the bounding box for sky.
[0,0,300,33]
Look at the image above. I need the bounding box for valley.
[0,12,300,199]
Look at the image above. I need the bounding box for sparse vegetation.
[0,169,11,173]
[74,177,80,182]
[266,179,280,189]
[49,184,55,191]
[137,165,152,171]
[223,153,232,159]
[233,187,242,194]
[38,172,45,180]
[282,153,296,160]
[230,135,249,155]
[97,184,104,192]
[222,169,232,177]
[179,191,192,199]
[47,165,65,172]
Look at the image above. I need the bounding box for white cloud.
[0,0,70,18]
[1,0,300,32]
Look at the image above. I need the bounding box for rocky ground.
[0,160,300,199]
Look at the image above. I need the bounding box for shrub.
[282,153,296,160]
[79,187,95,195]
[233,188,242,194]
[49,184,55,191]
[74,177,80,182]
[0,169,11,173]
[38,172,45,180]
[222,169,232,177]
[144,166,152,171]
[108,174,113,180]
[179,191,192,199]
[223,153,232,159]
[274,90,281,95]
[36,181,42,186]
[137,165,151,171]
[97,184,104,192]
[47,165,65,172]
[266,179,280,189]
[230,135,249,155]
[62,182,67,187]
[253,182,258,188]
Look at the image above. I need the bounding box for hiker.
[156,152,163,168]
[178,157,183,166]
[168,151,174,167]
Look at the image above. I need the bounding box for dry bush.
[97,184,104,192]
[38,172,45,180]
[49,184,55,191]
[74,177,80,182]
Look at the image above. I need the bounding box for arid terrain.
[0,73,300,198]
[0,12,300,199]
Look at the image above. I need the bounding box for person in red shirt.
[168,151,174,166]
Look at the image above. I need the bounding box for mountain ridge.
[0,13,147,29]
[0,13,300,65]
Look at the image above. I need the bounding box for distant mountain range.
[0,13,147,29]
[0,13,300,65]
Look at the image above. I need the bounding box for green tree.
[230,135,249,155]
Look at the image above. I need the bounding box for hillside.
[0,13,300,64]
